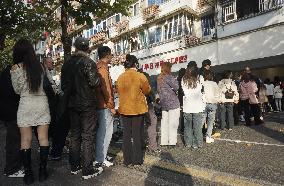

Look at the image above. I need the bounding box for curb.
[109,148,280,186]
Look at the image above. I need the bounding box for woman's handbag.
[224,81,234,99]
[249,93,259,104]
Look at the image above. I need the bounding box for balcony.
[218,0,284,38]
[114,20,129,34]
[129,0,196,30]
[142,5,160,21]
[90,31,107,46]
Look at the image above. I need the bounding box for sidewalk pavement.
[110,112,284,186]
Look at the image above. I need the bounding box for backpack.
[224,81,234,99]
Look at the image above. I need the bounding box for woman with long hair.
[182,61,205,149]
[10,39,50,184]
[157,62,180,147]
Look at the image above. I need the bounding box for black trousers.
[267,95,276,111]
[241,99,262,125]
[121,114,145,166]
[4,120,22,175]
[50,111,70,157]
[69,108,96,174]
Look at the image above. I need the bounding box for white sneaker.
[239,115,245,122]
[206,136,214,143]
[103,160,114,167]
[8,169,25,178]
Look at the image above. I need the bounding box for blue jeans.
[220,103,234,129]
[205,103,217,137]
[95,109,114,163]
[183,112,203,148]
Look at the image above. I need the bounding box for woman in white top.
[182,61,206,149]
[218,71,239,130]
[264,78,276,112]
[274,82,283,112]
[203,70,220,143]
[10,39,50,184]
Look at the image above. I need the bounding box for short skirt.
[17,96,50,127]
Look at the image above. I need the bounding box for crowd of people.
[0,37,283,185]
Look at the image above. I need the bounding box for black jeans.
[69,108,96,174]
[121,115,145,166]
[4,120,22,175]
[50,111,70,157]
[241,99,262,125]
[267,95,276,111]
[220,103,234,129]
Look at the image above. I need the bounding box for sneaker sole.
[71,169,82,175]
[82,169,103,180]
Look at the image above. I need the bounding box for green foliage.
[0,39,15,71]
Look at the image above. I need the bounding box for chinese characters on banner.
[141,55,188,71]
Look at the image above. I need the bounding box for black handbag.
[224,81,234,99]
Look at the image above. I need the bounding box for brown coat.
[95,60,115,109]
[116,69,151,115]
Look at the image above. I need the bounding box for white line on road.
[215,138,284,147]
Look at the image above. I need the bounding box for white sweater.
[182,76,206,114]
[274,85,283,99]
[203,80,220,104]
[218,79,239,103]
[265,84,274,96]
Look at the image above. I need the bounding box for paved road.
[0,112,283,185]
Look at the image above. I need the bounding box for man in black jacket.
[0,65,23,177]
[61,37,101,180]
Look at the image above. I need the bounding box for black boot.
[39,146,49,182]
[21,149,34,185]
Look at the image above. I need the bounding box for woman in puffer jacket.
[239,73,263,125]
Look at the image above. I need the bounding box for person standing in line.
[66,37,102,180]
[218,71,239,130]
[264,78,275,112]
[10,39,51,184]
[274,82,283,112]
[0,65,23,178]
[203,69,220,143]
[142,71,160,153]
[239,73,263,126]
[157,62,180,148]
[94,46,115,168]
[182,61,206,149]
[116,54,151,166]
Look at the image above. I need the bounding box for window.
[115,14,121,22]
[156,27,162,43]
[201,14,215,37]
[133,3,140,17]
[222,0,237,22]
[148,0,171,6]
[102,21,107,30]
[148,27,156,44]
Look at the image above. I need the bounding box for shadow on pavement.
[145,152,194,186]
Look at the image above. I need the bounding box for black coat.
[61,52,100,111]
[0,66,20,121]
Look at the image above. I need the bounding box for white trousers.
[160,108,180,145]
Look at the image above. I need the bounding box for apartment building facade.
[45,0,284,79]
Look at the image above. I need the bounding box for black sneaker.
[71,166,82,175]
[82,168,103,180]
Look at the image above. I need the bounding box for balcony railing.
[114,20,129,34]
[142,4,159,21]
[221,0,284,23]
[90,31,107,45]
[259,0,284,11]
